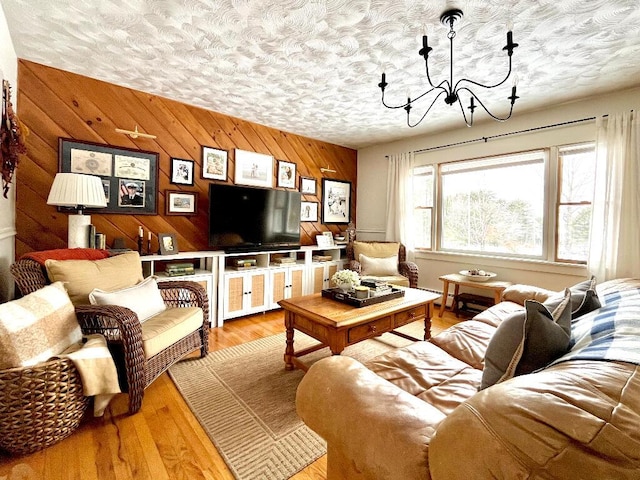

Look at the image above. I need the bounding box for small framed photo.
[158,233,179,255]
[202,146,228,181]
[277,160,296,188]
[170,158,194,186]
[322,178,351,224]
[300,201,318,222]
[166,190,198,215]
[234,149,273,187]
[300,176,316,195]
[316,232,334,248]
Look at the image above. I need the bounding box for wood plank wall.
[14,60,357,258]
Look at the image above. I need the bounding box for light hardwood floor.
[0,308,461,480]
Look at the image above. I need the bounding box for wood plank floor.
[0,308,461,480]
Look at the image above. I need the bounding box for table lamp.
[47,173,107,248]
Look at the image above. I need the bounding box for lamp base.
[68,214,92,248]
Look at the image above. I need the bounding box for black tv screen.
[209,183,301,252]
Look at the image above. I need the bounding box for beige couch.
[296,279,640,479]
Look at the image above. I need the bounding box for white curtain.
[588,111,640,281]
[385,152,414,254]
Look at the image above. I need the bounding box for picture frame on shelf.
[158,233,179,255]
[170,158,194,186]
[300,201,318,222]
[316,232,334,248]
[234,149,273,188]
[201,146,228,181]
[321,178,351,224]
[58,137,158,215]
[166,190,198,215]
[277,160,296,188]
[300,176,316,195]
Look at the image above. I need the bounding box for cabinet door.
[312,265,327,294]
[223,273,246,318]
[290,266,304,298]
[223,270,269,319]
[270,268,287,307]
[247,270,268,313]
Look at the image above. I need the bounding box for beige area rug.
[168,321,426,480]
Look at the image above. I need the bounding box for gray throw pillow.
[546,275,601,319]
[480,288,572,390]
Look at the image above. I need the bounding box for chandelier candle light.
[379,8,519,127]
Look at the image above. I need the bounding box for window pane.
[557,204,591,261]
[412,165,434,249]
[441,153,545,256]
[413,208,432,249]
[559,147,596,203]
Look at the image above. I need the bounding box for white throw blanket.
[57,334,121,416]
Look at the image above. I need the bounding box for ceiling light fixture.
[115,125,157,139]
[378,8,519,128]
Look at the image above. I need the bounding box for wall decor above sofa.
[58,138,158,215]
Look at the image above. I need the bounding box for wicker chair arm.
[9,259,48,296]
[157,280,209,326]
[399,261,419,288]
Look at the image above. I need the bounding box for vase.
[337,282,352,293]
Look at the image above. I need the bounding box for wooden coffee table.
[278,287,440,371]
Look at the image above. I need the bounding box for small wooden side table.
[438,273,512,318]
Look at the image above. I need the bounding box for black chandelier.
[378,8,519,127]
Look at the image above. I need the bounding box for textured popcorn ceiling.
[3,0,640,149]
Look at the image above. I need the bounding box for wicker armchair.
[0,358,89,455]
[346,241,419,288]
[10,253,209,415]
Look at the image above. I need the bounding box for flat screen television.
[209,183,301,252]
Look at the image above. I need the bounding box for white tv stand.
[141,245,345,327]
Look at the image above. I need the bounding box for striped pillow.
[0,282,82,369]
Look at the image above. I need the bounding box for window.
[556,144,596,263]
[411,143,597,264]
[411,165,434,249]
[440,151,546,257]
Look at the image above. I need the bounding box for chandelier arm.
[453,56,514,92]
[458,87,516,122]
[407,90,447,128]
[455,96,473,127]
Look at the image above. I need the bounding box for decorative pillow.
[353,242,400,262]
[0,282,82,369]
[480,288,572,390]
[544,276,601,319]
[89,276,166,323]
[45,251,144,305]
[359,254,399,276]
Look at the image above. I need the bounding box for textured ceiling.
[3,0,640,149]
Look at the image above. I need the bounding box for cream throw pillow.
[359,254,399,276]
[45,251,144,305]
[353,241,400,262]
[89,276,166,323]
[0,282,82,369]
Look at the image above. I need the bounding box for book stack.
[312,255,333,262]
[165,262,195,276]
[234,258,257,269]
[273,257,296,265]
[361,279,393,296]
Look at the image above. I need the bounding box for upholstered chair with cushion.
[10,249,209,414]
[346,241,419,288]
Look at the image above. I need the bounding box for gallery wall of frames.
[14,60,357,257]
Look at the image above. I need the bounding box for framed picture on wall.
[300,176,316,195]
[58,137,158,215]
[277,160,296,188]
[321,178,351,224]
[300,201,318,222]
[166,190,198,215]
[201,146,228,181]
[234,149,273,188]
[170,158,194,186]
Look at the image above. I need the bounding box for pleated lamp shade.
[47,173,107,248]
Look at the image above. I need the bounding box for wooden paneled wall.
[14,60,357,258]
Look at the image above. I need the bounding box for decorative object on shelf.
[316,232,334,248]
[322,178,351,224]
[459,269,497,282]
[234,149,273,188]
[158,232,179,255]
[201,146,227,181]
[114,125,156,139]
[346,221,356,242]
[277,160,296,188]
[301,201,318,222]
[1,80,28,198]
[58,138,158,215]
[378,8,519,128]
[170,158,194,186]
[166,190,198,215]
[47,173,107,248]
[331,269,360,292]
[300,176,316,195]
[147,231,152,255]
[137,225,144,254]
